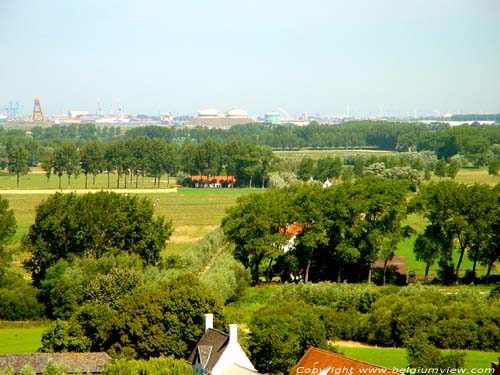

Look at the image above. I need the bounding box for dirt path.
[332,340,376,348]
[0,187,178,195]
[198,245,226,278]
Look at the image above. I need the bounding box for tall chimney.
[205,313,213,332]
[229,324,238,343]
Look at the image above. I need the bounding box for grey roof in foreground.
[0,353,112,374]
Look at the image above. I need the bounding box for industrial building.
[188,108,253,128]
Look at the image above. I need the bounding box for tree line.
[222,178,500,285]
[1,120,499,164]
[6,138,275,188]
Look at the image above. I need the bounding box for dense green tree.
[0,195,16,281]
[433,159,448,179]
[103,357,195,375]
[222,190,289,283]
[249,302,330,374]
[297,157,315,181]
[80,141,105,188]
[7,145,30,187]
[406,331,465,371]
[489,158,500,179]
[53,142,80,187]
[23,192,173,286]
[414,226,441,282]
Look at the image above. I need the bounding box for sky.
[1,0,499,118]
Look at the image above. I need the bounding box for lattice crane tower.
[32,96,44,121]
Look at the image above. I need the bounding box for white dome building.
[225,108,249,119]
[197,108,221,118]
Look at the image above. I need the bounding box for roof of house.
[0,353,112,374]
[372,256,406,275]
[492,357,500,375]
[191,175,237,182]
[187,329,230,372]
[279,223,304,237]
[289,347,400,375]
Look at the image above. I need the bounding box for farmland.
[0,163,498,373]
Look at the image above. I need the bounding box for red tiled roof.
[289,347,400,375]
[279,223,304,237]
[191,175,236,182]
[372,256,406,275]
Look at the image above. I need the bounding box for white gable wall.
[210,325,256,375]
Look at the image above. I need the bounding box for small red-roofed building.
[190,175,237,188]
[492,357,499,375]
[289,347,400,375]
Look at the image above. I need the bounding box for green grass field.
[337,345,499,374]
[0,167,498,357]
[0,326,47,353]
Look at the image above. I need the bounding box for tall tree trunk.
[382,259,388,286]
[472,256,478,276]
[305,259,311,283]
[266,258,273,282]
[58,176,62,189]
[85,173,88,189]
[107,172,110,189]
[455,246,466,279]
[368,267,372,284]
[16,174,20,188]
[93,174,96,188]
[486,263,493,284]
[425,264,430,282]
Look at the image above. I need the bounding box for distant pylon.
[32,96,44,121]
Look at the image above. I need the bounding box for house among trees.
[190,175,237,188]
[0,353,111,374]
[289,347,399,375]
[188,313,259,375]
[372,255,407,285]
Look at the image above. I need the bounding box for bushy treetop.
[24,191,173,285]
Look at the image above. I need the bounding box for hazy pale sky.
[1,0,499,117]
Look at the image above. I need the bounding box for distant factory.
[188,108,253,128]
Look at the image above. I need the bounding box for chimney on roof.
[229,324,238,343]
[205,313,213,332]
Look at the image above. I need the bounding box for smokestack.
[205,313,213,332]
[229,324,238,343]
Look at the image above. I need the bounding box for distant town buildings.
[188,108,252,128]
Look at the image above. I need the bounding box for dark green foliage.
[406,331,465,371]
[223,179,408,284]
[108,274,224,359]
[249,301,331,374]
[38,254,144,319]
[363,284,500,351]
[23,192,173,286]
[0,274,44,320]
[7,145,30,187]
[40,274,225,360]
[103,357,195,375]
[489,283,500,300]
[414,181,499,282]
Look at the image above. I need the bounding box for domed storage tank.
[225,108,249,119]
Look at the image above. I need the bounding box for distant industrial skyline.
[1,0,499,117]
